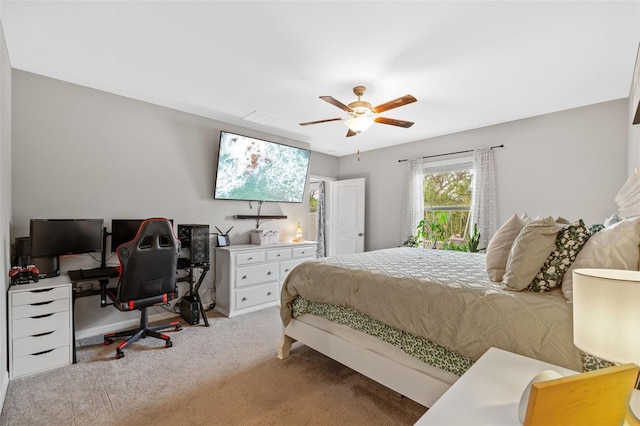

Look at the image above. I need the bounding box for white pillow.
[503,216,563,291]
[486,214,528,282]
[562,217,640,302]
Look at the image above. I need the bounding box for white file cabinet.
[8,276,73,379]
[215,242,316,317]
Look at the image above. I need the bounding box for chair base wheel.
[104,338,113,345]
[115,349,125,359]
[166,340,173,348]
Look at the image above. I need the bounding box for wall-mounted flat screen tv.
[214,131,311,203]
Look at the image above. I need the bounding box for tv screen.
[214,131,311,203]
[30,219,104,257]
[111,219,174,252]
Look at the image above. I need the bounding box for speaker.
[177,224,210,266]
[12,237,60,278]
[178,295,200,325]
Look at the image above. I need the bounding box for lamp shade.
[573,268,640,366]
[345,115,374,133]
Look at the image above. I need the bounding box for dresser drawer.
[12,299,69,320]
[280,259,309,281]
[235,282,279,310]
[236,251,266,265]
[267,249,291,261]
[12,286,69,307]
[13,328,70,358]
[12,311,70,339]
[292,246,314,258]
[235,263,279,288]
[12,346,71,378]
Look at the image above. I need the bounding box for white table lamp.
[573,268,640,422]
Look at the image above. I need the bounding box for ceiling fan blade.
[346,129,357,137]
[372,94,417,114]
[320,96,353,112]
[299,117,343,126]
[374,116,414,128]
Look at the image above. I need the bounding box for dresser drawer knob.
[285,268,290,273]
[267,271,272,275]
[241,297,247,302]
[32,348,55,356]
[267,291,273,296]
[247,257,253,260]
[242,275,248,279]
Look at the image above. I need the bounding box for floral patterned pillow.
[527,220,598,292]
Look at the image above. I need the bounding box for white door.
[333,178,365,255]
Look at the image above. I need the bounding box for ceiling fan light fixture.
[345,115,374,133]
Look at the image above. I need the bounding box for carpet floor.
[0,307,427,425]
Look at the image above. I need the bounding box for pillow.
[502,216,563,291]
[485,214,528,282]
[562,217,640,302]
[527,220,593,292]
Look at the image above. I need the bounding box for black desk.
[177,264,210,327]
[68,266,119,363]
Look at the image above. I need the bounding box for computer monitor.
[30,219,104,258]
[111,219,173,252]
[111,219,144,252]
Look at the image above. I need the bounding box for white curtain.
[315,180,326,257]
[401,158,424,243]
[470,148,497,250]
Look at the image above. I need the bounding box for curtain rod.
[398,144,504,163]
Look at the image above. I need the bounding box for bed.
[278,247,580,407]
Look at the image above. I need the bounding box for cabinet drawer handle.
[31,301,54,306]
[241,297,247,302]
[267,271,272,275]
[242,275,248,279]
[301,251,305,254]
[285,268,290,273]
[276,254,281,257]
[31,288,54,293]
[267,291,273,296]
[32,348,55,356]
[33,330,55,338]
[32,313,54,319]
[247,257,253,260]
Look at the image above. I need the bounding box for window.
[423,159,473,244]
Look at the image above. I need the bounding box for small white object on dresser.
[215,242,317,317]
[8,275,73,379]
[415,347,577,425]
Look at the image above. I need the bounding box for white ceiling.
[1,1,639,157]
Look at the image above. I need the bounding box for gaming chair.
[103,218,182,359]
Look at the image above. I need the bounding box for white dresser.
[8,275,73,379]
[215,242,317,317]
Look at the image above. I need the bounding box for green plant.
[401,235,420,248]
[417,211,449,248]
[466,223,481,253]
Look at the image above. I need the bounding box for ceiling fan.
[300,85,417,137]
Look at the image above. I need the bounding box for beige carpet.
[1,307,427,425]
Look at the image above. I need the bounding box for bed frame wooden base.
[278,318,453,408]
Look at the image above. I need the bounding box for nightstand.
[415,347,577,425]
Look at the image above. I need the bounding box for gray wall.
[0,21,11,405]
[12,70,339,337]
[338,99,630,252]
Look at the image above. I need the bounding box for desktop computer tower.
[178,295,200,325]
[13,236,60,278]
[177,224,210,266]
